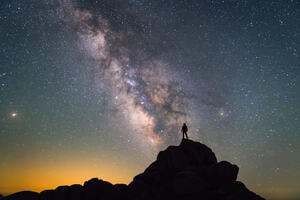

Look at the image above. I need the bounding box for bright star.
[11,112,17,118]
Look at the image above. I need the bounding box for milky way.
[61,0,190,148]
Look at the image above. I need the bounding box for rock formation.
[4,139,265,200]
[129,139,263,200]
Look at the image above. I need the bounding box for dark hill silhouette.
[4,139,265,200]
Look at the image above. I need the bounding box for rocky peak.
[130,139,264,200]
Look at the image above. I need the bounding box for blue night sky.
[0,1,299,199]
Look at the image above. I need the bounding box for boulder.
[83,178,114,200]
[40,189,57,200]
[6,191,39,200]
[206,160,239,184]
[40,184,83,200]
[141,139,217,176]
[179,139,218,167]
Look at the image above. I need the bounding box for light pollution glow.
[1,151,143,195]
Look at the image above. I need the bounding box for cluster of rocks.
[129,139,264,200]
[3,139,265,200]
[4,179,128,200]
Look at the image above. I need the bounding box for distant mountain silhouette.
[4,139,265,200]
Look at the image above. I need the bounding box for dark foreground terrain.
[3,139,265,200]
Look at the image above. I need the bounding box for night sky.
[0,0,299,199]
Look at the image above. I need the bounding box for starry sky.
[0,0,299,199]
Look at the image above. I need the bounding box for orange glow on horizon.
[0,155,141,195]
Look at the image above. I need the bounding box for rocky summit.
[3,139,265,200]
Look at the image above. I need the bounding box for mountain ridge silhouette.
[3,139,265,200]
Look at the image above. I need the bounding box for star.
[219,111,225,116]
[11,112,17,118]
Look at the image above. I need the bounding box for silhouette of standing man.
[182,123,188,140]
